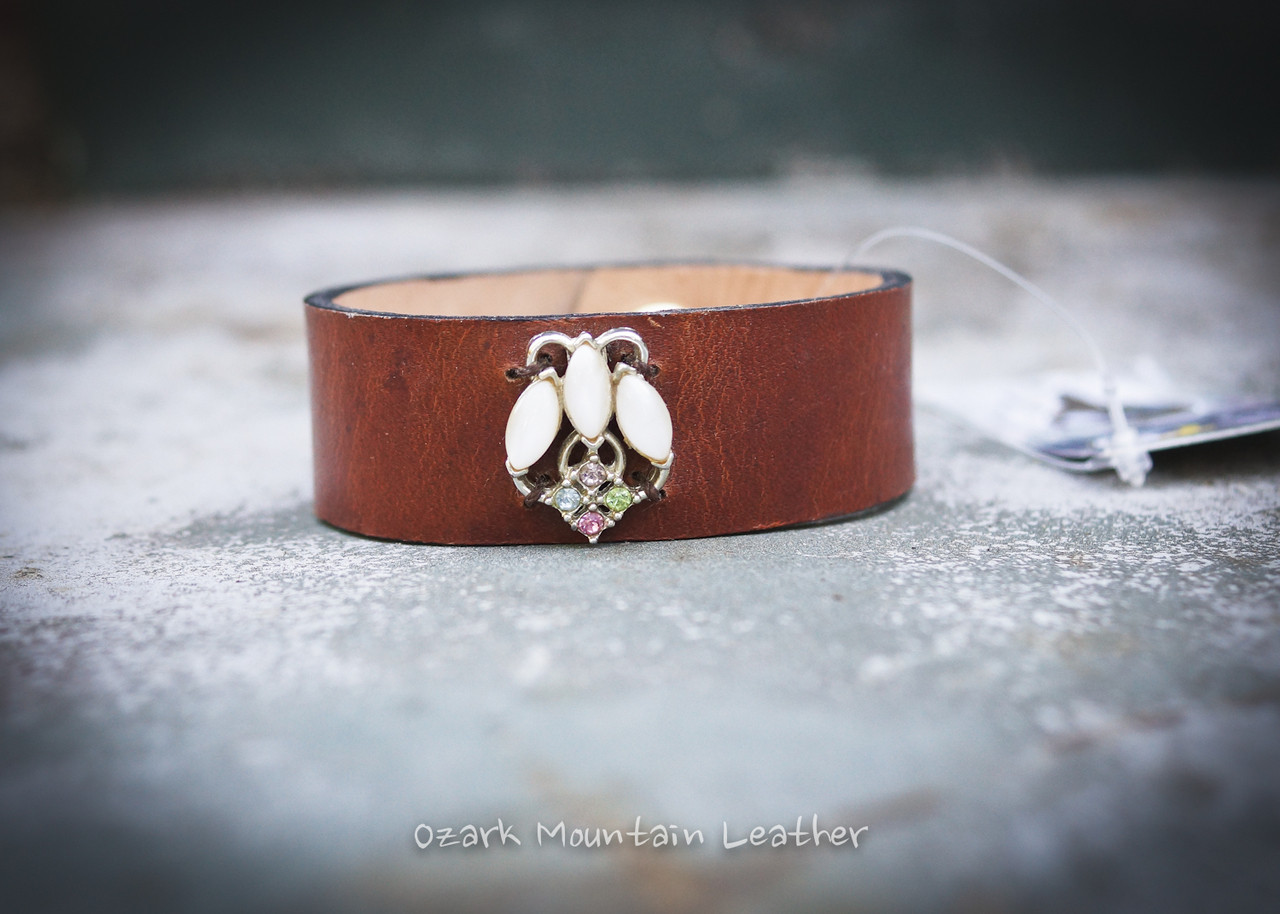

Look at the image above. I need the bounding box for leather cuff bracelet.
[305,263,913,545]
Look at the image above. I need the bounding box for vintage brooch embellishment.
[504,328,673,542]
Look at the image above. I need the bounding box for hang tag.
[842,227,1279,485]
[917,359,1280,474]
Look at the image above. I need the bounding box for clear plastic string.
[828,226,1152,486]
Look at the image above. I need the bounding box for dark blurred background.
[2,0,1276,201]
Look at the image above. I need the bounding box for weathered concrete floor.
[2,178,1278,913]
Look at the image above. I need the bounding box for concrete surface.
[1,177,1278,913]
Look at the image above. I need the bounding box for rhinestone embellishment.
[577,462,609,490]
[552,486,583,513]
[504,328,673,543]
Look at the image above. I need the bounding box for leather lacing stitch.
[505,353,552,381]
[506,349,659,382]
[610,344,661,380]
[522,474,555,508]
[631,470,667,502]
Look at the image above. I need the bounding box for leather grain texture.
[305,263,913,544]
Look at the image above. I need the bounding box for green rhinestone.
[603,485,633,514]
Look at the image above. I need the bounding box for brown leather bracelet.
[305,262,913,544]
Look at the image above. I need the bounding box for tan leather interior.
[333,265,885,317]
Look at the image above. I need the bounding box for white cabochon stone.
[504,377,562,472]
[615,372,672,463]
[562,344,613,439]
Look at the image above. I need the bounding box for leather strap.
[305,263,913,544]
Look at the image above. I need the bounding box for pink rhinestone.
[576,511,606,538]
[578,463,609,489]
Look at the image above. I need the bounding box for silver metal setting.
[506,328,672,543]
